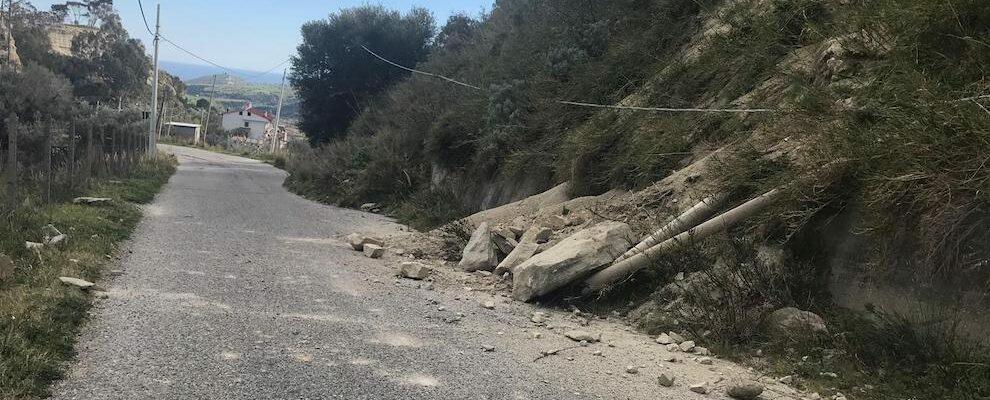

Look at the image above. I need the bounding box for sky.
[29,0,493,73]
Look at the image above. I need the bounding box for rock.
[92,291,110,299]
[46,234,68,246]
[458,222,499,272]
[42,224,63,239]
[656,333,673,344]
[547,215,568,230]
[490,231,518,255]
[58,277,95,289]
[668,331,686,344]
[766,307,828,338]
[658,373,676,387]
[688,383,708,394]
[625,365,639,374]
[362,236,385,248]
[727,383,764,400]
[678,340,696,352]
[666,344,680,352]
[481,345,495,352]
[346,233,365,251]
[25,241,44,250]
[481,300,496,309]
[779,375,793,384]
[494,242,539,275]
[0,254,14,282]
[662,354,678,362]
[530,312,548,324]
[73,197,112,206]
[563,330,601,343]
[508,224,526,239]
[566,215,586,226]
[363,244,385,259]
[512,222,635,301]
[519,226,552,244]
[698,357,713,365]
[360,202,378,212]
[694,346,710,356]
[398,262,432,280]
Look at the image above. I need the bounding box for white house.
[221,104,274,140]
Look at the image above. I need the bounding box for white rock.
[519,226,552,244]
[688,383,708,394]
[25,241,44,250]
[766,307,828,338]
[656,333,673,344]
[625,365,639,374]
[530,312,548,324]
[512,222,635,301]
[666,344,680,352]
[360,202,378,212]
[73,197,112,205]
[494,242,539,275]
[398,262,432,280]
[563,330,601,343]
[346,233,365,251]
[363,244,385,259]
[46,234,68,246]
[58,277,95,289]
[668,331,686,344]
[679,340,696,352]
[458,222,499,272]
[481,300,496,309]
[698,357,713,365]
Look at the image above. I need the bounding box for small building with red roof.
[221,103,275,140]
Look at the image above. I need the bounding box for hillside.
[282,0,990,398]
[185,73,299,120]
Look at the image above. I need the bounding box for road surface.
[50,145,773,400]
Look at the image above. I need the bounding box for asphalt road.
[50,145,770,400]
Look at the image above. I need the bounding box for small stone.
[579,340,589,347]
[58,277,95,289]
[727,383,764,400]
[658,373,675,387]
[363,244,385,258]
[360,202,378,212]
[346,233,365,250]
[678,340,696,352]
[25,242,44,250]
[656,333,673,344]
[530,312,548,324]
[668,331,686,344]
[666,344,680,352]
[625,365,638,374]
[563,330,601,343]
[662,354,678,363]
[820,372,838,379]
[688,383,707,394]
[73,197,112,206]
[481,345,495,352]
[592,350,603,356]
[481,300,496,309]
[46,234,68,246]
[698,357,713,365]
[398,262,432,280]
[694,346,710,356]
[779,375,793,384]
[92,291,110,299]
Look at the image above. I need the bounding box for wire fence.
[0,109,150,212]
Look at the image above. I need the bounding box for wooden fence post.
[44,121,53,204]
[5,114,18,210]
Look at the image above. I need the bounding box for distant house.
[221,104,274,140]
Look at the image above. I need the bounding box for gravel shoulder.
[50,145,799,400]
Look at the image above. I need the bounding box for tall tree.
[291,5,435,144]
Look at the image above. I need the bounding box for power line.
[360,45,483,91]
[136,0,153,35]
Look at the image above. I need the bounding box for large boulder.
[458,222,499,272]
[494,242,539,275]
[512,221,635,301]
[766,307,828,339]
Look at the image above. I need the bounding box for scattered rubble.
[563,330,601,343]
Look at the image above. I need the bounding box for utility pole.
[271,69,286,153]
[147,3,160,153]
[201,74,217,145]
[4,0,13,70]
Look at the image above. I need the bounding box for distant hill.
[160,60,284,85]
[186,73,247,86]
[183,71,298,121]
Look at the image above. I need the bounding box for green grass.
[0,154,176,400]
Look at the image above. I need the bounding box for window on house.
[239,111,243,115]
[247,112,252,116]
[244,122,250,128]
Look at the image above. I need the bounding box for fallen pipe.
[614,194,729,264]
[582,188,782,296]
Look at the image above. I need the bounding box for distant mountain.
[185,73,247,86]
[160,60,285,85]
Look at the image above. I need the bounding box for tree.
[196,98,210,109]
[65,10,149,102]
[290,5,435,144]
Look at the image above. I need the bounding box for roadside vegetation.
[282,0,990,398]
[1,1,177,398]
